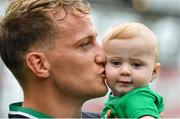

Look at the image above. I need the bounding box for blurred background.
[0,0,180,117]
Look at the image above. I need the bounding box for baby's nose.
[119,64,131,76]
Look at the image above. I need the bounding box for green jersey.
[101,86,164,118]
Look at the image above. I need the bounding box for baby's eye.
[131,63,141,68]
[111,61,121,66]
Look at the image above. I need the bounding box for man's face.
[45,14,108,100]
[104,34,159,96]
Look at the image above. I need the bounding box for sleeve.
[81,112,100,118]
[125,91,160,118]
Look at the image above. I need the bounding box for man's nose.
[119,64,131,76]
[95,45,106,66]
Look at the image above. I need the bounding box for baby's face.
[103,34,160,96]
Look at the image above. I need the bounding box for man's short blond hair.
[0,0,90,80]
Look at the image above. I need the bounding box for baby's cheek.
[105,66,112,78]
[133,78,149,88]
[105,70,116,85]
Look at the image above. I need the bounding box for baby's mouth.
[118,80,133,85]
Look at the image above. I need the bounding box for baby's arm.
[140,112,164,119]
[160,112,164,118]
[140,116,155,119]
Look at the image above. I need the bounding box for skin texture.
[103,30,161,119]
[45,14,108,99]
[24,12,108,118]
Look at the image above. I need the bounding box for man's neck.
[23,92,83,117]
[23,80,84,118]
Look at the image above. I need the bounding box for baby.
[101,23,164,118]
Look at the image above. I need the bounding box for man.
[0,0,108,118]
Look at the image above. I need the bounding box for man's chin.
[96,87,108,97]
[88,88,108,99]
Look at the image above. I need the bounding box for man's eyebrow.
[82,32,98,39]
[74,33,98,46]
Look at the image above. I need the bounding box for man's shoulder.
[82,112,100,118]
[9,102,101,118]
[9,111,100,118]
[9,113,29,118]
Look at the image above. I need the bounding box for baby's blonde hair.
[103,23,159,62]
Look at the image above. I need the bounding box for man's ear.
[26,52,50,79]
[150,63,161,82]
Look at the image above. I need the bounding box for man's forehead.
[51,10,96,43]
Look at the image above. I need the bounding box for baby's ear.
[150,63,161,82]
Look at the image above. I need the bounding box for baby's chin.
[112,86,135,96]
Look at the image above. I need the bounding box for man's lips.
[99,70,105,78]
